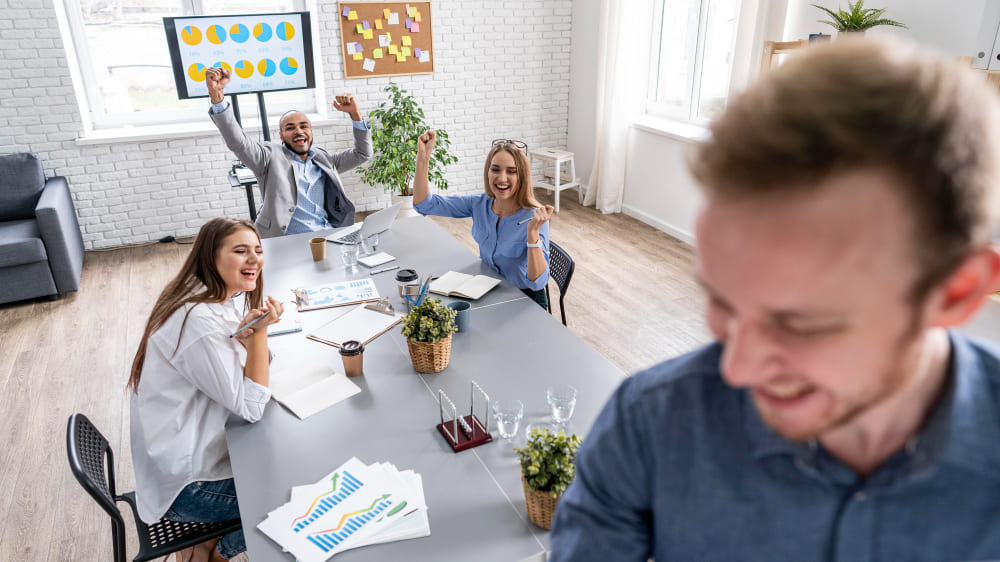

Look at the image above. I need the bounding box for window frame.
[59,0,319,130]
[645,0,744,126]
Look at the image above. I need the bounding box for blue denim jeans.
[521,287,548,310]
[163,478,245,559]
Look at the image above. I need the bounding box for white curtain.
[583,0,650,214]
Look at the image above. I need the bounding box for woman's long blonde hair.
[127,217,263,392]
[483,143,541,209]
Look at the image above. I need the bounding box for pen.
[415,274,432,307]
[230,310,270,338]
[369,265,400,275]
[517,207,541,225]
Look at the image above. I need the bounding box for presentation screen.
[163,12,315,99]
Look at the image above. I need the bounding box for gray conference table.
[226,215,625,561]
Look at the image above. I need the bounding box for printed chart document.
[294,278,380,312]
[269,355,361,420]
[259,457,430,561]
[428,271,501,300]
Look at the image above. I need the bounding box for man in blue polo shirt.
[550,38,1000,561]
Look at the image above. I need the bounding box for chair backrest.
[67,413,128,560]
[760,39,810,74]
[548,241,575,326]
[0,152,46,222]
[549,241,574,295]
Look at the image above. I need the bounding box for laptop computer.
[325,202,403,244]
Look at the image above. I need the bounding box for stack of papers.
[259,457,430,560]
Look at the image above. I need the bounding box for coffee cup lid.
[340,340,364,356]
[395,268,418,283]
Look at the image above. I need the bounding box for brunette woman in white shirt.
[128,217,283,562]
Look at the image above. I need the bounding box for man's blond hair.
[690,38,1000,300]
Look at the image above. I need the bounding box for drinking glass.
[361,232,380,256]
[340,242,359,272]
[492,399,524,440]
[547,384,577,426]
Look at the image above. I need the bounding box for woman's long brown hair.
[127,217,264,392]
[483,143,541,210]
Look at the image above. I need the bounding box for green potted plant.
[813,1,906,34]
[401,297,457,373]
[513,427,582,530]
[360,83,458,214]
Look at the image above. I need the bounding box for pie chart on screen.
[181,26,201,45]
[258,59,276,77]
[254,23,272,42]
[206,24,227,44]
[187,63,207,81]
[229,23,249,43]
[234,59,253,78]
[279,57,298,75]
[276,22,295,41]
[212,61,232,74]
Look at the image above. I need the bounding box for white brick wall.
[0,0,572,249]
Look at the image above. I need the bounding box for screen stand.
[257,92,271,142]
[229,93,242,127]
[227,92,259,221]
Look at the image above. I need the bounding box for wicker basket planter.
[522,475,560,530]
[406,334,452,373]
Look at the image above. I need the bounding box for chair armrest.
[35,176,85,293]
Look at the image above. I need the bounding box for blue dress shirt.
[550,331,1000,562]
[284,151,331,235]
[414,193,550,290]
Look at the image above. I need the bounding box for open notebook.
[428,271,501,300]
[269,355,361,420]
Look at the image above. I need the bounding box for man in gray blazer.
[205,67,372,238]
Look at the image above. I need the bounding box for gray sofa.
[0,152,85,304]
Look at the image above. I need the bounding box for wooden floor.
[0,192,710,561]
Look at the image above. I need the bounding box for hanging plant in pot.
[812,1,906,35]
[513,427,582,530]
[401,297,457,373]
[359,83,458,215]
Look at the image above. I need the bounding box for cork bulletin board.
[338,2,434,78]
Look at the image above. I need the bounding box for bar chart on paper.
[292,470,365,532]
[306,496,395,552]
[258,457,429,561]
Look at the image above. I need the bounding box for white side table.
[529,147,581,212]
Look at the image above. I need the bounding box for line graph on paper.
[292,470,365,532]
[305,496,394,553]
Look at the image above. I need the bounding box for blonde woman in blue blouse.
[413,130,554,308]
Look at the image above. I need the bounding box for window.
[60,0,315,129]
[647,0,741,124]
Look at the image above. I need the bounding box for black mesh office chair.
[545,241,575,326]
[66,413,242,562]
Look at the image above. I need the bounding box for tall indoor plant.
[812,1,906,33]
[360,83,458,212]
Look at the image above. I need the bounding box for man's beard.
[284,140,312,156]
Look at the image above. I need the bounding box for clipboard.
[307,303,404,348]
[293,278,381,312]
